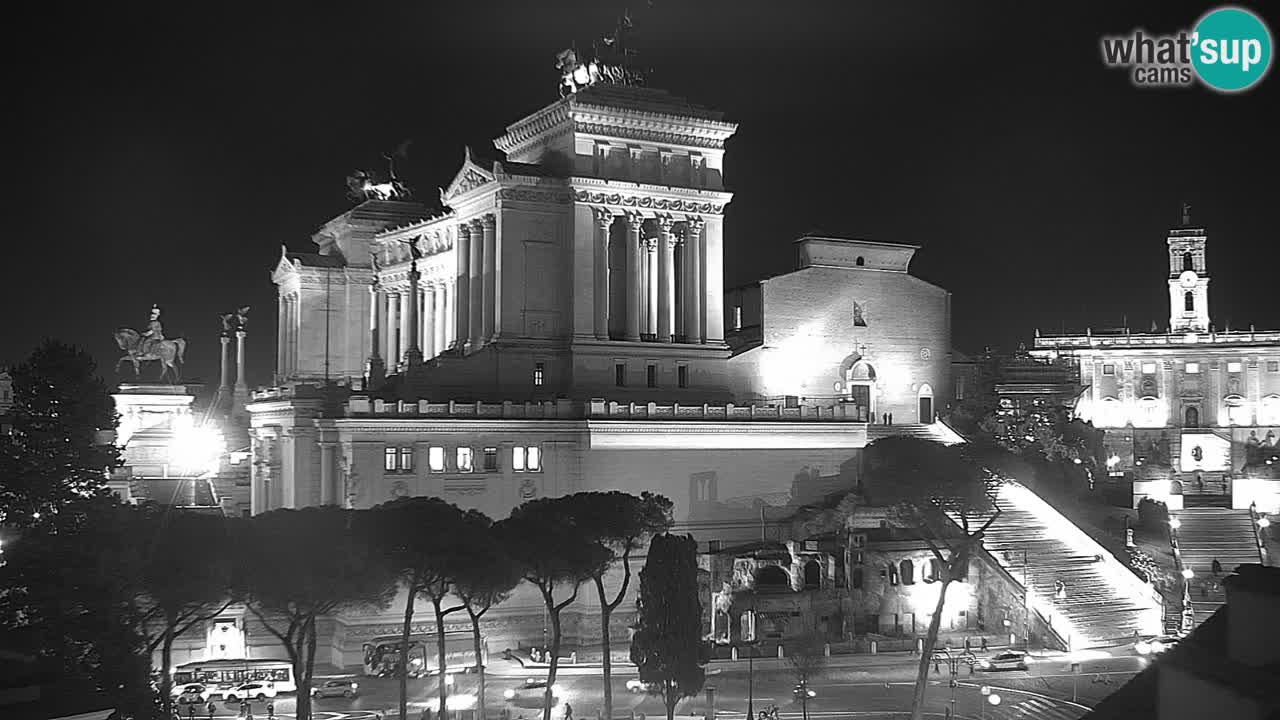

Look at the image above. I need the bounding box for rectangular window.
[956,375,966,400]
[512,446,542,472]
[615,362,626,387]
[398,447,413,472]
[483,447,498,472]
[513,446,526,472]
[1102,364,1115,376]
[1185,362,1200,374]
[733,306,743,330]
[1228,361,1243,373]
[384,447,397,472]
[1269,361,1280,373]
[533,362,545,386]
[428,446,445,472]
[678,365,689,389]
[1142,362,1157,374]
[456,447,473,473]
[527,446,542,472]
[647,364,657,388]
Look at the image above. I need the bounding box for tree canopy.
[631,533,708,720]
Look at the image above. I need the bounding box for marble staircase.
[1175,507,1261,624]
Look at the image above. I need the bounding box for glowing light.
[980,686,991,696]
[1107,455,1121,468]
[551,684,564,697]
[503,690,515,700]
[1259,517,1271,529]
[1169,517,1181,530]
[422,694,478,712]
[169,418,225,476]
[1182,568,1194,580]
[444,674,454,687]
[1073,458,1083,465]
[988,693,1002,706]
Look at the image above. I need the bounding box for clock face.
[920,347,932,360]
[1179,270,1198,288]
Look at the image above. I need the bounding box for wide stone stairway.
[1175,507,1261,624]
[956,483,1164,649]
[867,421,964,445]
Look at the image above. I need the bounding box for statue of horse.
[114,328,186,383]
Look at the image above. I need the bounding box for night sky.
[7,1,1278,389]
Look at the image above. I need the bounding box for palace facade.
[1032,215,1280,512]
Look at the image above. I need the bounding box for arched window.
[1183,252,1194,271]
[803,560,821,589]
[1135,397,1164,428]
[1185,405,1200,428]
[1259,395,1280,425]
[1099,397,1127,428]
[856,256,865,267]
[756,565,789,591]
[1185,292,1195,312]
[899,559,915,585]
[1225,395,1251,426]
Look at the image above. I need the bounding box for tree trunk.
[595,577,614,720]
[468,608,486,720]
[664,684,677,720]
[434,598,450,720]
[400,585,417,720]
[542,596,562,720]
[301,616,318,720]
[161,623,175,720]
[287,631,310,720]
[909,578,952,720]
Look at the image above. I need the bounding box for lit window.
[384,447,397,472]
[1142,362,1156,374]
[1226,397,1251,426]
[533,362,545,386]
[1260,396,1280,425]
[398,447,413,472]
[900,560,915,585]
[428,446,445,472]
[527,446,541,471]
[615,362,626,387]
[678,365,689,388]
[1184,292,1194,312]
[733,306,743,330]
[1102,364,1115,376]
[513,446,526,471]
[1137,397,1164,428]
[512,446,542,472]
[1228,362,1242,373]
[483,447,498,472]
[456,447,473,472]
[1185,362,1200,374]
[647,364,657,388]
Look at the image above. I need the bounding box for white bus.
[173,658,297,697]
[362,631,478,677]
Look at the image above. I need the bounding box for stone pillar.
[434,283,447,354]
[646,239,659,338]
[319,442,336,505]
[403,262,422,368]
[367,285,384,388]
[422,284,435,358]
[593,208,614,340]
[468,219,484,349]
[657,216,676,343]
[284,295,295,377]
[481,214,497,342]
[234,330,249,394]
[703,216,725,343]
[685,217,705,343]
[456,224,472,352]
[625,213,643,342]
[387,292,400,364]
[220,335,232,391]
[276,295,287,381]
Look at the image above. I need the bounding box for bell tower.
[1167,203,1210,333]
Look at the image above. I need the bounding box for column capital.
[656,215,677,234]
[593,206,616,230]
[625,211,645,232]
[685,215,706,234]
[457,222,473,239]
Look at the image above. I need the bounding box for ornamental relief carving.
[573,190,724,215]
[498,188,574,204]
[572,122,726,149]
[453,169,491,196]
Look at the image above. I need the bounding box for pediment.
[441,147,495,203]
[272,246,299,282]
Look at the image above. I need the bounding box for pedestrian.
[888,412,893,425]
[207,702,216,720]
[980,637,988,652]
[239,701,248,719]
[1212,558,1223,575]
[564,703,574,720]
[964,638,971,652]
[882,413,888,425]
[423,708,433,720]
[933,657,940,674]
[267,702,274,720]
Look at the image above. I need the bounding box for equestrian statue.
[115,304,187,383]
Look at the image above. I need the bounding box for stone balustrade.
[1036,329,1280,349]
[587,398,866,421]
[346,397,572,419]
[338,396,870,422]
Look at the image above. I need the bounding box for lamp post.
[932,648,976,719]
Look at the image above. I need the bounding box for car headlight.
[351,683,358,690]
[504,690,515,700]
[1136,642,1151,655]
[979,661,991,668]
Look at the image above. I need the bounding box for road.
[182,646,1149,720]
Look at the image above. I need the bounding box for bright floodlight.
[988,693,1002,706]
[1259,517,1272,529]
[169,419,225,475]
[1182,568,1194,580]
[1169,517,1182,530]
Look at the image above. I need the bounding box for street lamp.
[1169,517,1182,530]
[933,648,977,718]
[1181,568,1194,580]
[1259,517,1271,529]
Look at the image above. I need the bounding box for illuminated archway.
[844,360,877,422]
[1224,395,1251,426]
[1260,395,1280,425]
[1098,396,1127,428]
[917,383,935,423]
[1134,396,1165,428]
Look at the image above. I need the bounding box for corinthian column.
[685,217,705,343]
[403,261,422,368]
[481,214,497,342]
[646,239,658,338]
[367,284,385,388]
[387,292,400,363]
[319,442,336,505]
[625,213,643,342]
[593,208,614,340]
[422,283,436,358]
[468,219,484,348]
[434,282,447,353]
[657,216,676,343]
[455,224,471,352]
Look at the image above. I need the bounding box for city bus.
[362,631,479,677]
[173,658,297,697]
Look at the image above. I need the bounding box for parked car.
[312,679,360,699]
[503,678,562,705]
[173,684,210,704]
[626,679,656,694]
[1136,635,1181,656]
[978,651,1029,671]
[224,682,278,702]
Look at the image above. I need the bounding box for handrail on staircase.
[1249,501,1268,565]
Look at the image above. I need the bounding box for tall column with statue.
[401,236,424,370]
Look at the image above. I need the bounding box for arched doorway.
[917,383,934,423]
[756,565,790,591]
[1185,406,1200,428]
[803,560,821,589]
[846,361,877,422]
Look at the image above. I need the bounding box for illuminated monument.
[229,27,961,667]
[1033,206,1280,512]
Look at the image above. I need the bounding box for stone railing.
[345,396,574,419]
[1035,328,1280,349]
[587,398,867,421]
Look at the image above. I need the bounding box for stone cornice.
[570,177,731,216]
[494,102,573,156]
[586,420,867,450]
[331,419,590,435]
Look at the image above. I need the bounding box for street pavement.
[183,646,1148,720]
